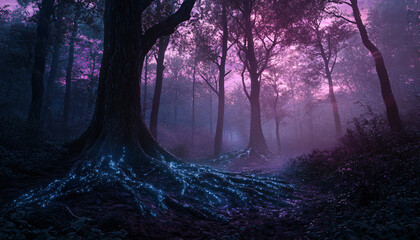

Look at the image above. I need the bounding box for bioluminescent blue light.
[12,147,294,219]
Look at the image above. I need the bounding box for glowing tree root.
[11,148,295,220]
[210,148,273,170]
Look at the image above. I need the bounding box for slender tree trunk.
[87,51,97,114]
[213,1,228,157]
[63,15,79,128]
[27,0,54,126]
[317,35,342,136]
[44,10,64,130]
[191,67,196,150]
[275,118,281,155]
[289,85,300,141]
[350,0,403,131]
[142,54,149,119]
[326,71,342,136]
[210,93,213,134]
[308,111,314,145]
[243,1,269,154]
[150,36,170,139]
[174,89,178,126]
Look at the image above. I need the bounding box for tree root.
[11,147,294,220]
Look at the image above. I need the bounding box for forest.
[0,0,419,239]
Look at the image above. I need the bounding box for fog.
[0,0,418,162]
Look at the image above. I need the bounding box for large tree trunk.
[63,15,79,128]
[350,0,403,131]
[213,1,228,157]
[149,36,170,139]
[27,0,54,126]
[70,0,196,163]
[44,9,64,130]
[19,0,293,219]
[243,2,269,154]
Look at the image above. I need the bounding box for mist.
[0,0,418,239]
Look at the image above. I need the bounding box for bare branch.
[200,74,219,95]
[324,10,356,24]
[143,0,196,52]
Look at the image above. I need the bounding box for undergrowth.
[288,113,420,239]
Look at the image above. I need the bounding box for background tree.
[327,0,403,131]
[149,0,176,139]
[228,0,282,154]
[193,0,231,157]
[44,3,65,130]
[63,5,81,128]
[229,0,323,154]
[308,17,353,136]
[260,68,290,155]
[27,0,54,127]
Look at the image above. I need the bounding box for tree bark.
[275,118,281,155]
[27,0,54,126]
[174,89,178,126]
[70,0,196,162]
[319,44,342,136]
[210,93,213,134]
[44,9,64,130]
[149,36,170,139]
[191,66,196,151]
[86,48,98,114]
[243,1,269,154]
[142,54,149,119]
[326,71,342,136]
[213,1,228,157]
[63,14,79,128]
[350,0,403,131]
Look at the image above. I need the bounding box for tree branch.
[200,74,219,95]
[143,0,196,52]
[324,10,356,24]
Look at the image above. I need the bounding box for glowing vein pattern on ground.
[13,148,294,219]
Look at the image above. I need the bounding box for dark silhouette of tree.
[228,0,281,154]
[261,69,290,155]
[195,0,231,157]
[149,0,175,139]
[327,0,403,131]
[150,36,170,139]
[70,0,197,160]
[27,0,54,127]
[142,52,153,119]
[229,0,322,154]
[63,8,80,128]
[44,5,65,130]
[308,17,353,136]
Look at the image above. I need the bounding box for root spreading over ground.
[12,147,295,220]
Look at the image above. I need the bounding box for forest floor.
[0,116,419,239]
